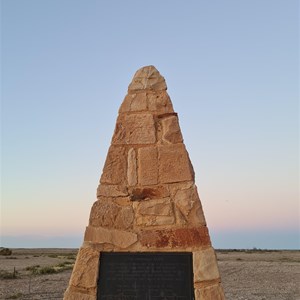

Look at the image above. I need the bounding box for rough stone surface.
[138,146,158,185]
[89,200,119,228]
[100,146,127,185]
[64,290,96,300]
[161,115,183,143]
[174,186,206,225]
[139,227,211,249]
[135,198,175,226]
[112,114,156,145]
[125,114,156,144]
[127,148,137,186]
[96,184,128,198]
[114,206,134,229]
[159,144,194,183]
[84,226,137,249]
[128,65,167,91]
[119,93,148,113]
[193,247,220,282]
[195,284,225,300]
[147,92,174,113]
[129,186,170,201]
[68,247,99,290]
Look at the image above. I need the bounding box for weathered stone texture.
[89,200,134,230]
[97,184,128,198]
[125,114,156,144]
[68,247,99,290]
[135,198,175,226]
[193,247,220,282]
[112,114,156,144]
[129,186,170,201]
[89,200,120,228]
[159,144,194,183]
[127,148,137,186]
[174,186,206,226]
[161,115,183,144]
[84,226,137,249]
[100,146,127,185]
[119,91,173,114]
[64,290,96,300]
[194,284,225,300]
[119,93,148,113]
[148,92,174,113]
[138,147,158,185]
[128,65,167,91]
[140,227,211,249]
[114,206,134,229]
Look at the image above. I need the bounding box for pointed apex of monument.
[128,65,167,92]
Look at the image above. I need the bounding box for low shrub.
[0,247,12,256]
[38,266,57,274]
[0,269,18,279]
[6,292,23,299]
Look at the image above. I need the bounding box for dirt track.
[0,249,299,300]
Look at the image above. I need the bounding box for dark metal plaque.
[97,252,194,300]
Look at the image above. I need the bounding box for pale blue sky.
[1,0,299,249]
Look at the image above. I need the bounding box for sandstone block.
[137,198,172,216]
[161,115,183,143]
[113,113,156,144]
[158,144,194,183]
[90,201,134,230]
[129,186,170,201]
[119,93,148,113]
[127,148,137,186]
[64,290,96,300]
[193,248,220,282]
[168,181,194,196]
[84,226,137,248]
[100,146,127,185]
[89,200,120,228]
[125,114,156,144]
[140,227,211,249]
[68,246,99,290]
[130,93,148,111]
[97,184,128,198]
[111,115,126,144]
[128,65,167,91]
[174,186,206,226]
[114,206,134,229]
[147,91,174,113]
[135,198,175,226]
[194,284,225,300]
[138,147,158,185]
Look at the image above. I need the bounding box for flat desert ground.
[0,249,299,300]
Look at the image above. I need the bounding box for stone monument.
[64,66,225,300]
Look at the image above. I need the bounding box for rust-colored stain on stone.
[129,186,169,201]
[140,227,211,248]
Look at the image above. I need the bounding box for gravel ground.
[0,249,299,300]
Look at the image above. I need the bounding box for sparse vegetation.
[0,247,12,256]
[0,268,18,279]
[25,265,40,274]
[25,261,74,275]
[6,292,23,299]
[38,266,58,274]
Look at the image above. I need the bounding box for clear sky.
[1,0,299,249]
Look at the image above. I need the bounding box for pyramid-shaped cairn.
[64,66,225,300]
